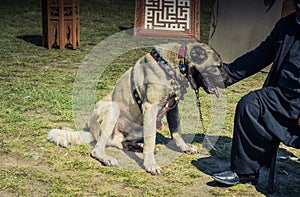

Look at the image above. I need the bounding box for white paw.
[90,151,118,167]
[144,163,162,175]
[47,129,68,147]
[183,144,199,154]
[102,157,119,167]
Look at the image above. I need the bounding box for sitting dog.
[47,42,224,175]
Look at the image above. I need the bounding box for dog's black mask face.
[189,66,220,97]
[188,66,202,90]
[188,46,209,91]
[186,45,221,97]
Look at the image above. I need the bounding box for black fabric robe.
[224,13,298,88]
[223,13,300,174]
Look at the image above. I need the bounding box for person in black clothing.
[211,0,300,186]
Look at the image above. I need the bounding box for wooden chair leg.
[267,152,277,194]
[76,20,80,48]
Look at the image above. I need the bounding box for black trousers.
[231,87,300,175]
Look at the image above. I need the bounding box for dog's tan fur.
[47,42,223,175]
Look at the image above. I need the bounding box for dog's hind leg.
[90,102,121,167]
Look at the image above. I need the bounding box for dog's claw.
[184,144,199,154]
[103,158,119,167]
[145,165,162,175]
[90,151,118,167]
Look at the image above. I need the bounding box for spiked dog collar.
[150,45,189,78]
[149,47,188,100]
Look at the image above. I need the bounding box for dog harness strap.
[130,67,143,113]
[150,48,175,77]
[133,48,185,114]
[133,89,143,112]
[150,48,160,62]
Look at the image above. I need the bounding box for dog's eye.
[189,46,208,64]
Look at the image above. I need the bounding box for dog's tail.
[47,128,94,147]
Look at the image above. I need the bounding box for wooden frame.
[134,0,201,41]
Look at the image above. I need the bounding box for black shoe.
[212,170,259,186]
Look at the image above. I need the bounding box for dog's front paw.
[90,151,118,167]
[144,163,162,175]
[143,152,162,175]
[183,144,199,154]
[102,157,118,167]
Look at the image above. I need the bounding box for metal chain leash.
[194,89,206,133]
[194,89,220,154]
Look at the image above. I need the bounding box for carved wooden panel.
[42,0,80,49]
[134,0,200,41]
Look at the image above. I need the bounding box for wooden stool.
[42,0,80,49]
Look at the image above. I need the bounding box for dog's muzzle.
[190,66,220,98]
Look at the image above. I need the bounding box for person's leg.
[231,91,280,175]
[213,91,280,185]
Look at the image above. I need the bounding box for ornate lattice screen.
[134,0,200,41]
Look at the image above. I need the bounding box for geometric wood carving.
[134,0,200,41]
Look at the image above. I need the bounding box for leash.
[195,88,220,154]
[178,45,207,133]
[178,45,220,155]
[194,89,206,133]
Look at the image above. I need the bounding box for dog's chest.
[169,75,189,101]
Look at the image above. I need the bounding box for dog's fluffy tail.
[47,128,94,147]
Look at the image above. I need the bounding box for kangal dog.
[47,42,224,175]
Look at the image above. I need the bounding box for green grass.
[0,0,299,196]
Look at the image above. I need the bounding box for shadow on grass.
[17,35,77,50]
[17,35,44,47]
[190,136,300,197]
[113,133,232,173]
[89,130,300,196]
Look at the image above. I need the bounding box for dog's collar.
[149,47,189,101]
[150,46,189,77]
[178,45,188,75]
[151,45,199,91]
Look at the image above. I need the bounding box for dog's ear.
[189,45,208,65]
[187,43,222,66]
